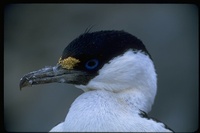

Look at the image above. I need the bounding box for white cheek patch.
[79,50,156,93]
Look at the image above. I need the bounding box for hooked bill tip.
[19,76,32,90]
[19,77,26,90]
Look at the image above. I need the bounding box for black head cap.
[60,30,151,73]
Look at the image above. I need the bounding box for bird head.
[20,30,157,111]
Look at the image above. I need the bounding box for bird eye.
[85,59,99,70]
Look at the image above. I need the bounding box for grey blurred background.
[4,4,198,132]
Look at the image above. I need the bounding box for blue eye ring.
[85,59,99,70]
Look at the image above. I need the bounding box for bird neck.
[117,87,155,113]
[77,77,157,113]
[62,89,157,131]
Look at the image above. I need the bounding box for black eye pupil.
[85,59,99,70]
[87,61,95,67]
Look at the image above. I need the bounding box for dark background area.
[4,4,198,132]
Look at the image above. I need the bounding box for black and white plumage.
[20,30,173,132]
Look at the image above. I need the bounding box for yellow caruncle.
[58,57,80,69]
